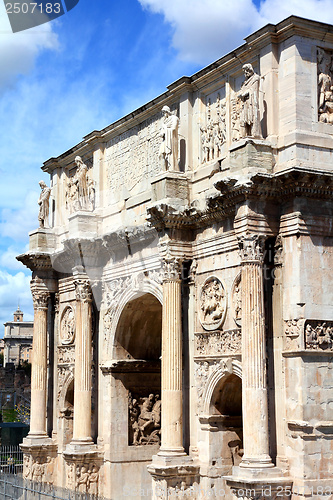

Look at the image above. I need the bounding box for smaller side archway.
[199,360,243,473]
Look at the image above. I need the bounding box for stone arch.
[202,359,242,415]
[104,277,163,359]
[58,371,74,413]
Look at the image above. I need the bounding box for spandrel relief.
[318,48,333,124]
[199,276,227,331]
[128,392,161,446]
[200,92,226,163]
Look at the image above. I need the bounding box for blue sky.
[0,0,333,333]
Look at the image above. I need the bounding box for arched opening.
[207,374,243,472]
[60,379,74,446]
[111,293,162,448]
[114,293,162,361]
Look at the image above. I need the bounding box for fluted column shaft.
[30,287,50,437]
[72,277,93,443]
[159,258,185,456]
[239,234,273,468]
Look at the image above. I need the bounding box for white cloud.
[139,0,333,64]
[0,2,59,90]
[0,245,29,271]
[0,190,38,241]
[0,270,33,330]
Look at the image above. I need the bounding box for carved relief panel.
[195,329,241,356]
[200,89,226,163]
[128,392,161,446]
[60,306,75,345]
[305,320,333,350]
[199,276,227,331]
[318,48,333,124]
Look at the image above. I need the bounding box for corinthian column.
[29,282,50,438]
[159,256,185,456]
[71,275,93,445]
[238,234,273,468]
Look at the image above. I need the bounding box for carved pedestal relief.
[199,276,227,331]
[23,455,54,484]
[318,48,333,124]
[128,392,161,446]
[200,93,226,163]
[66,461,100,495]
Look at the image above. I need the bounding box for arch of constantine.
[18,15,333,499]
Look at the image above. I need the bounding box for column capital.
[162,255,182,281]
[30,279,50,311]
[73,277,92,303]
[238,233,266,263]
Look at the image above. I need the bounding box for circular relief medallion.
[199,276,227,331]
[60,306,75,345]
[232,273,242,328]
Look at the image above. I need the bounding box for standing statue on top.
[238,63,262,139]
[38,180,51,229]
[159,105,179,171]
[73,156,89,210]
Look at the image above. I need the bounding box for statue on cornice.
[238,63,262,139]
[38,180,51,229]
[73,156,89,210]
[158,105,179,171]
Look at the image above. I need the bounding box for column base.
[240,455,275,469]
[64,439,97,456]
[226,476,293,500]
[157,446,187,458]
[148,454,200,499]
[21,433,54,447]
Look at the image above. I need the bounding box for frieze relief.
[128,392,161,446]
[195,329,241,356]
[318,48,333,124]
[199,276,227,331]
[200,93,226,163]
[106,110,177,198]
[58,345,75,365]
[60,306,75,345]
[284,319,303,351]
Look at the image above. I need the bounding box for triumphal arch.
[18,16,333,500]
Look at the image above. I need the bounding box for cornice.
[16,252,53,272]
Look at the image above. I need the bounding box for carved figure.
[88,464,99,496]
[200,277,226,330]
[73,156,89,210]
[88,178,96,210]
[76,465,89,493]
[31,458,44,482]
[129,393,161,445]
[38,181,51,228]
[238,64,262,139]
[201,96,226,163]
[305,321,333,350]
[159,105,179,171]
[60,307,75,345]
[318,48,333,123]
[65,178,77,214]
